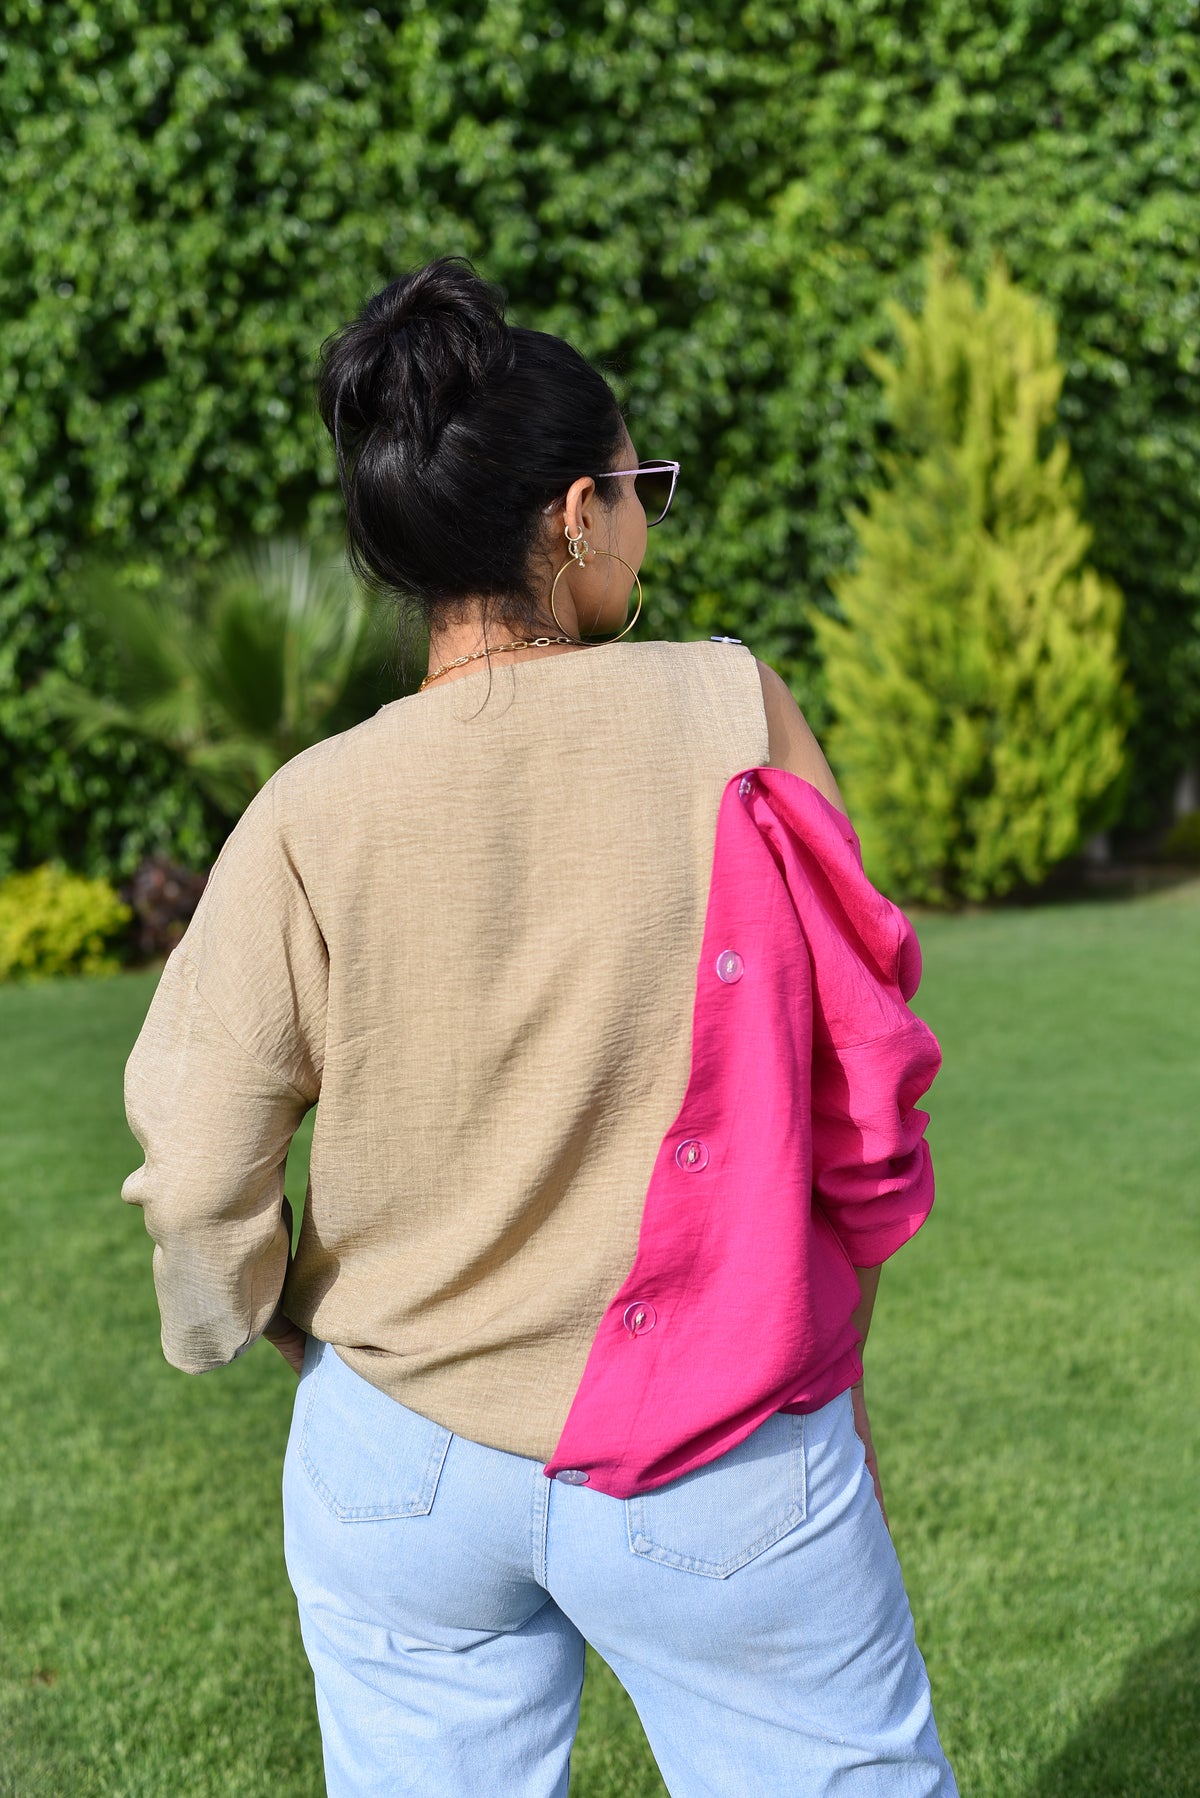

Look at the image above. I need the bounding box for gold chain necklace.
[419,635,578,691]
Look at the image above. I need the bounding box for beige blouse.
[122,636,774,1462]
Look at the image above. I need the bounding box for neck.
[424,606,585,688]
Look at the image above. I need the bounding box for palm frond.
[43,538,397,816]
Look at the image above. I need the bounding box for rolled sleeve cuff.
[810,1017,941,1269]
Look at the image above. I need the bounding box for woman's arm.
[850,1265,888,1527]
[121,951,312,1370]
[121,776,326,1374]
[757,659,909,1531]
[850,1263,882,1349]
[755,658,849,815]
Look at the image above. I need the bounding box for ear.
[563,475,597,543]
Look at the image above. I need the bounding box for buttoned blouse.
[121,637,941,1498]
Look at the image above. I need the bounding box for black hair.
[316,255,627,692]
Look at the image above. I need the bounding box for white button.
[675,1138,709,1171]
[715,949,744,983]
[556,1468,590,1484]
[738,775,753,798]
[623,1301,658,1336]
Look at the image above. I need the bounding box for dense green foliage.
[4,880,1199,1792]
[3,601,221,889]
[0,862,131,981]
[763,1,1200,834]
[33,538,400,822]
[2,0,1198,878]
[816,245,1131,905]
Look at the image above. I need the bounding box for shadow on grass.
[903,863,1200,922]
[1007,861,1200,909]
[1027,1617,1200,1797]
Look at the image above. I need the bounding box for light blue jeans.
[282,1337,958,1796]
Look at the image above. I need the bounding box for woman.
[122,256,959,1796]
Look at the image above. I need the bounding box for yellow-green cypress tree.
[813,240,1133,906]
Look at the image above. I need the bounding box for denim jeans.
[282,1336,958,1797]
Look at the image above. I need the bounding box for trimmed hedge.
[2,0,1197,879]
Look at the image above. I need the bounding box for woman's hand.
[850,1378,890,1532]
[262,1306,308,1377]
[263,1195,306,1376]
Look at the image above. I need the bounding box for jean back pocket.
[624,1411,806,1578]
[298,1343,453,1523]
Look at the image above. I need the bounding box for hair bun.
[321,256,513,459]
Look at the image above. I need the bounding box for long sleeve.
[755,768,942,1269]
[121,772,328,1371]
[808,1000,941,1267]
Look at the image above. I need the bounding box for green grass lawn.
[2,878,1198,1796]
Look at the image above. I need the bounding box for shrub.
[1156,811,1200,864]
[31,538,401,822]
[1,656,221,892]
[0,863,133,984]
[814,243,1133,908]
[117,853,209,966]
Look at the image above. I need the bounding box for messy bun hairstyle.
[317,256,627,677]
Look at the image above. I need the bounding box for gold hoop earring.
[550,546,644,644]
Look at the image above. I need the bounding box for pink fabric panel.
[543,766,941,1499]
[750,768,942,1267]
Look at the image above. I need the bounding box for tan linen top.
[122,636,772,1462]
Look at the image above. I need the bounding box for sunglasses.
[594,459,680,526]
[543,460,680,528]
